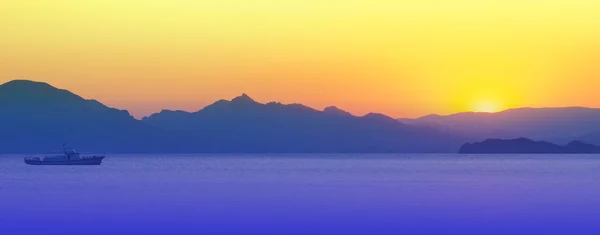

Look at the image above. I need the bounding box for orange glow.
[1,1,600,118]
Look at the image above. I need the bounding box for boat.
[24,144,105,165]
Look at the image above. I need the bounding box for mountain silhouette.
[0,80,465,153]
[577,130,600,146]
[231,93,256,104]
[399,107,600,144]
[323,106,353,117]
[142,94,465,153]
[0,80,169,153]
[7,79,600,154]
[459,138,600,154]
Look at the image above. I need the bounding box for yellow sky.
[1,0,600,118]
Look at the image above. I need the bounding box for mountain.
[142,94,465,153]
[0,80,465,153]
[458,138,600,154]
[579,131,600,146]
[323,106,353,117]
[399,107,600,144]
[0,80,170,153]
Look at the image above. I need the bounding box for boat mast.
[63,143,70,160]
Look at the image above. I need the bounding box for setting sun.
[473,100,502,113]
[2,0,600,118]
[4,1,600,233]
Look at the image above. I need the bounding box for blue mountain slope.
[0,80,163,153]
[142,94,465,153]
[0,80,465,153]
[400,107,600,144]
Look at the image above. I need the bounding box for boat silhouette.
[24,144,105,165]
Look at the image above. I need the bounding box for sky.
[1,0,600,119]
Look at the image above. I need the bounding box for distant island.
[459,138,600,154]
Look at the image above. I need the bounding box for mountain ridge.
[0,80,464,153]
[141,92,464,153]
[4,79,600,153]
[399,107,600,145]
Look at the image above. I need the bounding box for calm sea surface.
[1,154,600,235]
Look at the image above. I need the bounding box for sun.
[472,100,502,113]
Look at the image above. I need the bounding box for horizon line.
[1,79,597,120]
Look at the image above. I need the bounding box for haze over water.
[2,154,600,235]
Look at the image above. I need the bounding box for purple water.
[1,154,600,235]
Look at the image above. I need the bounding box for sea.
[1,154,600,235]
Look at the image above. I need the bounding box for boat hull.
[25,157,105,165]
